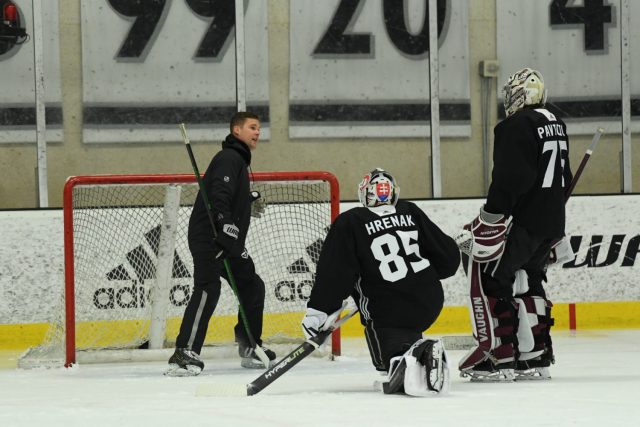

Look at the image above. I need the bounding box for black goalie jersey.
[486,107,573,238]
[307,200,460,332]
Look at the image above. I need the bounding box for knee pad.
[459,260,518,370]
[382,338,449,396]
[515,296,553,361]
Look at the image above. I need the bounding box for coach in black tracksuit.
[173,112,273,371]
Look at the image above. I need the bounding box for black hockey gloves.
[213,221,239,259]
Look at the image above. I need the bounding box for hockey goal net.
[20,172,340,367]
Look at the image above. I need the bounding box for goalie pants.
[482,223,556,299]
[364,321,423,372]
[175,250,266,354]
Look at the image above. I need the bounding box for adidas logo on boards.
[93,225,192,309]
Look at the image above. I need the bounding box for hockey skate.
[239,345,276,369]
[515,351,554,380]
[165,348,204,377]
[460,359,515,382]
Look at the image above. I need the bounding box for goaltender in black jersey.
[302,168,460,396]
[456,68,573,382]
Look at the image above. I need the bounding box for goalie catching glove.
[455,205,512,263]
[301,303,346,344]
[250,191,266,218]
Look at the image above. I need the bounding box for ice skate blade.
[515,367,551,380]
[164,363,202,377]
[460,368,515,382]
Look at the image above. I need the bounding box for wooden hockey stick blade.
[246,308,359,396]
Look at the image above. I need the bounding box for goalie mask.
[503,68,547,117]
[358,168,399,208]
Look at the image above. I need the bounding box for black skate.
[515,351,554,380]
[239,344,276,369]
[165,348,204,377]
[460,359,515,382]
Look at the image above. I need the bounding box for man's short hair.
[230,111,260,134]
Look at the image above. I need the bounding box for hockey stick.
[564,127,604,202]
[179,123,271,370]
[246,307,359,396]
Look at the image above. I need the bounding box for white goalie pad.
[384,338,450,397]
[513,269,529,296]
[515,297,546,359]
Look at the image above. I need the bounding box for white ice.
[0,330,639,427]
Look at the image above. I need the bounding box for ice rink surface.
[0,330,638,427]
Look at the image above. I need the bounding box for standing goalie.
[302,168,460,396]
[456,68,573,381]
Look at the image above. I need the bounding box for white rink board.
[1,195,639,325]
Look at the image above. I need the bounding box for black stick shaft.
[246,308,359,396]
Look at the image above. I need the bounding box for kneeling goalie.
[302,168,460,396]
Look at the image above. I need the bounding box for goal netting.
[20,172,340,367]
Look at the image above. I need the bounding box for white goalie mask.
[358,168,399,208]
[503,68,547,117]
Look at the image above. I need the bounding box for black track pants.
[175,251,265,354]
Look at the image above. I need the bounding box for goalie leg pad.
[516,296,555,372]
[459,259,519,372]
[382,339,450,396]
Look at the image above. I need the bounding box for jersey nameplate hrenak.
[364,215,415,236]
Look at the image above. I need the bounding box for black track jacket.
[188,135,252,255]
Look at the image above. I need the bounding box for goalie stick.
[564,127,604,202]
[246,308,359,396]
[178,123,271,370]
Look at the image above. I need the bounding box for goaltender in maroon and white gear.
[455,68,573,381]
[302,168,460,396]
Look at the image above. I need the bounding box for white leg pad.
[512,269,529,296]
[515,296,549,354]
[403,339,450,397]
[515,298,535,353]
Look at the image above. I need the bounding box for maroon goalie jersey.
[307,200,460,331]
[486,107,573,239]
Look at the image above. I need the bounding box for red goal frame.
[62,171,340,367]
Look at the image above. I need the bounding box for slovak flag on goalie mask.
[358,168,399,208]
[376,182,391,202]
